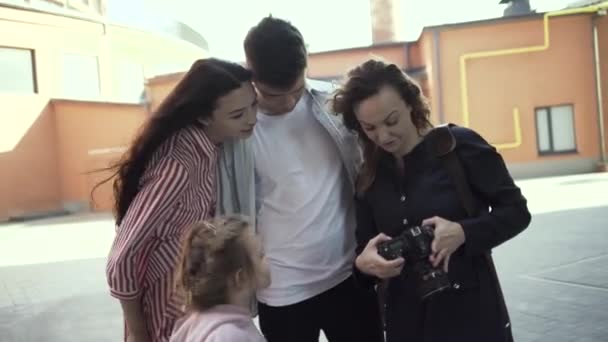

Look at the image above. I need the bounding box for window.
[0,47,36,93]
[29,0,66,11]
[67,0,88,10]
[115,60,145,103]
[2,0,30,6]
[61,53,100,100]
[535,105,577,154]
[92,0,103,14]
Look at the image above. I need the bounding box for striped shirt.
[106,125,218,342]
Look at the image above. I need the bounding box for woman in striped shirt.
[98,58,257,342]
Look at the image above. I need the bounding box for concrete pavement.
[1,172,607,341]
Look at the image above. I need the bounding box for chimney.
[370,0,402,44]
[500,0,534,17]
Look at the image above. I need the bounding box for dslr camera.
[377,225,451,299]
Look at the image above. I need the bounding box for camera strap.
[428,124,512,340]
[426,124,479,217]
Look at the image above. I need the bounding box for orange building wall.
[438,15,598,164]
[127,15,608,183]
[407,42,424,69]
[145,73,185,114]
[598,15,608,163]
[0,98,147,220]
[308,44,406,79]
[53,101,146,212]
[0,5,205,219]
[0,74,179,220]
[0,97,61,220]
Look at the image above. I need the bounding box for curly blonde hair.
[175,216,255,311]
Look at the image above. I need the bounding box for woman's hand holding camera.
[356,233,405,279]
[422,216,466,273]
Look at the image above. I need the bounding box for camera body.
[377,225,451,299]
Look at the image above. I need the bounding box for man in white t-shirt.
[242,16,384,342]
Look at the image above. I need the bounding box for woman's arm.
[453,127,532,256]
[121,299,149,341]
[106,157,189,334]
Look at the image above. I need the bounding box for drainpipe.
[432,28,445,124]
[592,10,607,169]
[404,42,410,70]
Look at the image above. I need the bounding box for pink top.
[170,305,266,342]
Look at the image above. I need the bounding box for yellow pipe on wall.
[459,1,608,150]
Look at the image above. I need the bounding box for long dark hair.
[332,59,432,195]
[93,58,252,225]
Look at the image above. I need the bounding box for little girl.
[170,216,270,342]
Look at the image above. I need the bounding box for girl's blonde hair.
[175,216,255,311]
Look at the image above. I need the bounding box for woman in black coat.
[332,59,532,342]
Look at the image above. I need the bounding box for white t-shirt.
[252,92,356,306]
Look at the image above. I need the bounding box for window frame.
[534,104,578,156]
[60,52,101,100]
[0,45,38,94]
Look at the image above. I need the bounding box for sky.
[113,0,574,61]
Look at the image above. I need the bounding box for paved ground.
[1,172,607,342]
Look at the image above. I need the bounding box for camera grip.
[377,239,404,261]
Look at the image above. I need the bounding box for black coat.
[354,126,531,342]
